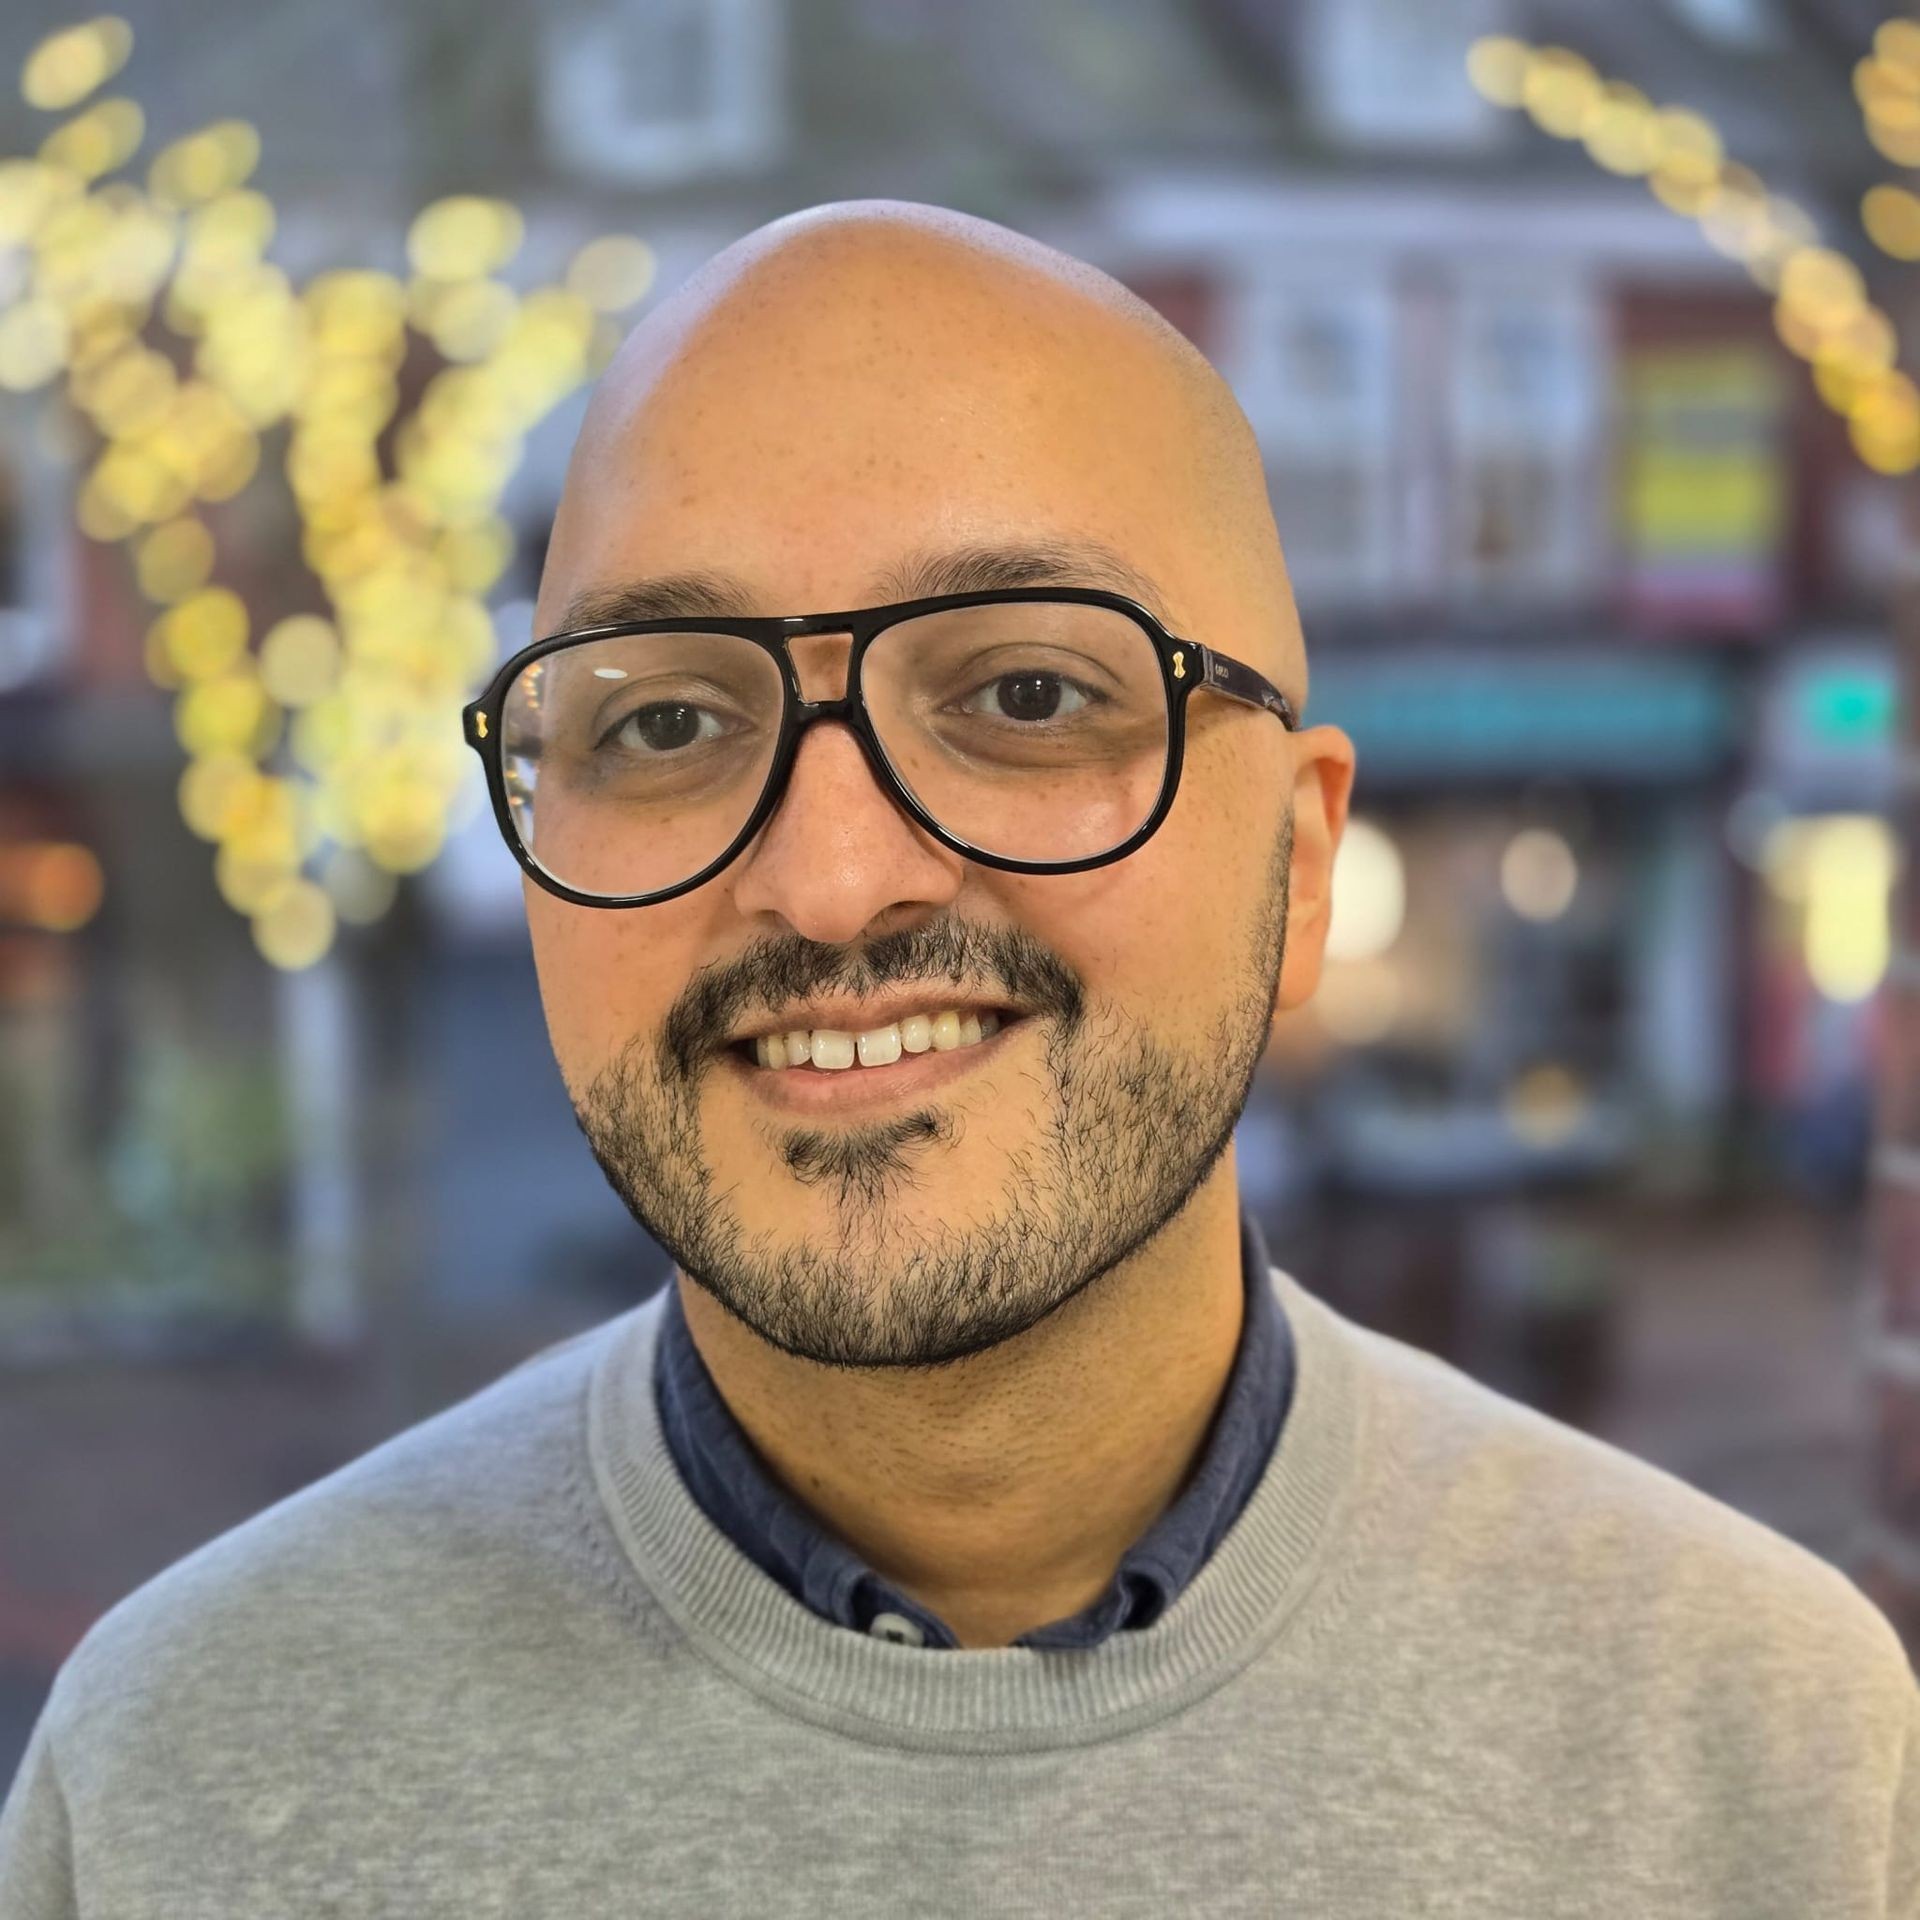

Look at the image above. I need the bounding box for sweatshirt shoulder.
[40,1310,637,1748]
[1333,1307,1915,1694]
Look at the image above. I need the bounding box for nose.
[725,633,965,944]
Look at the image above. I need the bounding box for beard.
[569,809,1292,1375]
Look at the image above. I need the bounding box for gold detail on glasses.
[1172,651,1185,679]
[474,711,489,739]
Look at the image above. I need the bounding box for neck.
[673,1164,1248,1649]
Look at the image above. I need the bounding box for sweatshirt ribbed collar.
[586,1250,1372,1752]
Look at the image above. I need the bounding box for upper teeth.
[752,1008,1004,1070]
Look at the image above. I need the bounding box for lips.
[720,1012,1026,1113]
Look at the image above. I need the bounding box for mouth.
[720,1009,1030,1114]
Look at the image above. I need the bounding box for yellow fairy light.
[1859,63,1920,168]
[259,614,341,707]
[1773,297,1824,361]
[192,427,260,502]
[505,285,594,359]
[1581,81,1658,175]
[1465,35,1531,106]
[76,470,138,542]
[0,158,81,242]
[1520,46,1598,137]
[84,345,175,437]
[33,189,112,271]
[147,120,259,210]
[565,235,657,313]
[1698,163,1771,259]
[1778,247,1866,330]
[1864,182,1920,259]
[1852,412,1920,473]
[175,669,273,756]
[406,196,524,281]
[0,298,70,390]
[252,879,335,970]
[1647,107,1722,213]
[357,777,446,872]
[1880,19,1920,73]
[1870,117,1920,165]
[303,269,407,357]
[1651,105,1722,169]
[424,278,517,360]
[91,438,189,523]
[286,430,381,504]
[1857,54,1920,117]
[289,697,352,774]
[224,778,312,866]
[436,517,516,595]
[160,585,248,679]
[1815,304,1897,377]
[1872,123,1920,166]
[214,840,297,915]
[21,17,133,112]
[183,188,274,267]
[93,198,177,307]
[1815,359,1864,412]
[178,753,263,840]
[65,297,136,369]
[135,515,215,602]
[1849,366,1919,423]
[37,96,143,180]
[297,357,397,427]
[1847,370,1920,473]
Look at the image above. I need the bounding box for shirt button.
[868,1610,926,1646]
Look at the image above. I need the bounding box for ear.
[1273,725,1357,1018]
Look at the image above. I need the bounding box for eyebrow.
[551,538,1180,634]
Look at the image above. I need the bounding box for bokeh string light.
[1469,33,1920,478]
[0,14,659,969]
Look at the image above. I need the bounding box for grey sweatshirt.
[2,1261,1916,1918]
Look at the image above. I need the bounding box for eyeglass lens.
[498,600,1170,898]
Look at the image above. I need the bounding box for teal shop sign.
[1306,649,1733,782]
[1798,661,1893,750]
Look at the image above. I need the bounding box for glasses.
[461,587,1301,908]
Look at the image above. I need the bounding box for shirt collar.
[653,1205,1295,1650]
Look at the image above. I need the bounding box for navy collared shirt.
[652,1207,1295,1650]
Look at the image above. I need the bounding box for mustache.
[658,915,1084,1082]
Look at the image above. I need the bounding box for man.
[1,200,1914,1916]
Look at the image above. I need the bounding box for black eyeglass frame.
[461,586,1301,910]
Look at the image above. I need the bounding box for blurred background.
[3,0,1919,1785]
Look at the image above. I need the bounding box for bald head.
[520,199,1357,1397]
[541,198,1305,705]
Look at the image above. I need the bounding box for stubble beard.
[570,811,1292,1373]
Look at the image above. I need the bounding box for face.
[525,218,1353,1373]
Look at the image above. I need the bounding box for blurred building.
[0,0,1903,1354]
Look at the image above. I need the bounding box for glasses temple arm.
[1196,646,1301,729]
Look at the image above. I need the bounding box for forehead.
[541,271,1217,634]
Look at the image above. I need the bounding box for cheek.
[991,815,1248,1035]
[524,886,687,1076]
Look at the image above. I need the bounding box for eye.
[596,701,734,755]
[952,670,1098,724]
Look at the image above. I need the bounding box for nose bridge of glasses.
[782,625,857,705]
